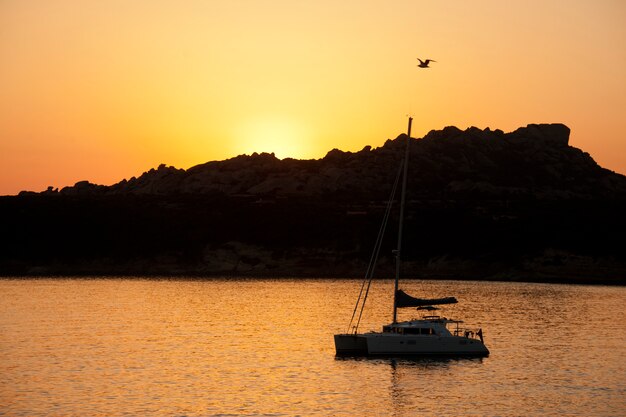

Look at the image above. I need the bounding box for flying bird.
[417,58,436,68]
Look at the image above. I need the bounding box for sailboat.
[334,118,490,357]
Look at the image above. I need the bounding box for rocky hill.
[4,123,626,283]
[33,123,626,200]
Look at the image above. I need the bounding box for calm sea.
[1,278,624,416]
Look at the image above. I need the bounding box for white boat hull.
[335,333,489,357]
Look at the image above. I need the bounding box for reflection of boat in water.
[334,117,489,357]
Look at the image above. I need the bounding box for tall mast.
[393,117,412,324]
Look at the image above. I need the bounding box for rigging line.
[347,159,403,333]
[353,159,404,333]
[346,207,391,332]
[346,186,392,333]
[355,162,403,331]
[346,271,372,332]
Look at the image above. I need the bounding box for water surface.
[1,279,624,416]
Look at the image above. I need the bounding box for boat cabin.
[382,317,456,337]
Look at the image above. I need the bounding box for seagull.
[417,58,436,68]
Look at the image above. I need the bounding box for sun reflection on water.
[0,278,624,416]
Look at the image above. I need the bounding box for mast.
[393,116,412,324]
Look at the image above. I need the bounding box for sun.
[234,117,311,160]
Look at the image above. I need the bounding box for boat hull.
[334,334,369,356]
[334,333,489,357]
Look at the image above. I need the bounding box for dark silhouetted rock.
[3,123,626,283]
[60,181,106,196]
[29,123,624,202]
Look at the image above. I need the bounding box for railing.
[454,327,484,342]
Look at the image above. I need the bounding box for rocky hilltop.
[4,123,626,283]
[35,123,625,200]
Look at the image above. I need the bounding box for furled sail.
[395,289,458,308]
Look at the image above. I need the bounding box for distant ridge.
[5,123,626,283]
[23,123,626,200]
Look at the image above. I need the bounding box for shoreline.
[2,273,624,286]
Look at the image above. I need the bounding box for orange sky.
[1,0,625,195]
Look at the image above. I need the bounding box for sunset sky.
[1,0,625,195]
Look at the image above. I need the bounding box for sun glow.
[0,1,625,194]
[234,117,312,160]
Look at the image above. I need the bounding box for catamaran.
[334,118,489,357]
